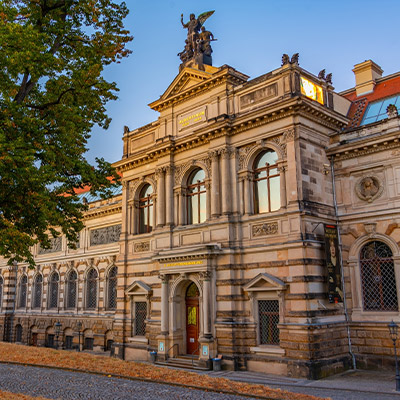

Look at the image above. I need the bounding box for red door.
[186,282,200,355]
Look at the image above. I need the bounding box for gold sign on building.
[300,77,324,104]
[178,107,207,131]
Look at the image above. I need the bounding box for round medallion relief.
[355,176,383,203]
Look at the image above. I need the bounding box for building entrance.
[185,282,199,355]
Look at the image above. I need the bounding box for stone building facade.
[1,56,400,379]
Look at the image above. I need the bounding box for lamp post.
[77,321,82,352]
[388,320,400,391]
[54,321,62,350]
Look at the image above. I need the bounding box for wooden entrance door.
[31,333,38,346]
[186,282,200,355]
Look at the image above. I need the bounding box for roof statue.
[179,11,216,70]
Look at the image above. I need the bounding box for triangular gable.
[160,66,217,101]
[125,280,152,296]
[243,273,286,292]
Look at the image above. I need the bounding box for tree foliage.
[0,0,132,266]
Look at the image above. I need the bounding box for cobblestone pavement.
[0,364,258,400]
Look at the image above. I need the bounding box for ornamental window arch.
[85,267,99,310]
[32,273,43,309]
[106,264,118,310]
[18,274,28,309]
[65,269,78,309]
[48,271,60,309]
[348,233,400,313]
[240,142,286,215]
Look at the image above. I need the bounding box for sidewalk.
[202,368,400,399]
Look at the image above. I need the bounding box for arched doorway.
[186,282,200,355]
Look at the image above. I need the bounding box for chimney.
[352,60,383,97]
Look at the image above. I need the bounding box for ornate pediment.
[243,273,286,292]
[125,280,152,296]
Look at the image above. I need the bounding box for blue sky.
[86,0,400,165]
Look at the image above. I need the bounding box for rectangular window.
[258,300,280,345]
[84,337,94,350]
[46,334,55,348]
[65,336,73,350]
[135,301,147,336]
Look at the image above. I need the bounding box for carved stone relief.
[134,241,150,252]
[38,237,62,255]
[252,222,279,237]
[90,224,122,246]
[355,176,383,203]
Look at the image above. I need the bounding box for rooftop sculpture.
[179,11,216,69]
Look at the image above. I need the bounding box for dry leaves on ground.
[0,391,50,400]
[0,343,330,400]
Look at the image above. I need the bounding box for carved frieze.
[355,176,383,203]
[90,224,121,246]
[134,241,150,252]
[38,237,62,255]
[240,83,278,109]
[252,222,279,237]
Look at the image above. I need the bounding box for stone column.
[244,172,252,215]
[178,188,186,225]
[165,166,174,226]
[201,271,212,338]
[209,151,220,218]
[205,181,211,220]
[220,147,232,215]
[160,274,169,335]
[156,168,165,227]
[278,163,287,208]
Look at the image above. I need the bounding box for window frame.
[138,184,154,234]
[66,270,78,310]
[187,168,207,225]
[32,274,43,309]
[85,268,98,310]
[106,266,118,310]
[18,275,28,309]
[48,272,59,309]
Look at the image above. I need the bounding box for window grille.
[84,337,94,350]
[33,275,43,309]
[66,271,77,309]
[187,169,206,224]
[135,302,147,336]
[86,268,98,310]
[46,334,55,348]
[19,275,27,308]
[0,276,3,308]
[360,241,398,311]
[254,150,280,214]
[107,267,117,310]
[15,324,23,342]
[258,300,280,345]
[65,336,73,350]
[49,273,59,309]
[139,184,154,233]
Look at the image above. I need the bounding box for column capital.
[218,146,235,159]
[208,150,219,161]
[165,165,175,175]
[158,273,169,283]
[199,271,212,281]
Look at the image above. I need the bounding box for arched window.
[48,272,59,309]
[360,241,398,311]
[15,324,23,343]
[0,276,3,309]
[139,184,154,233]
[18,275,27,309]
[86,268,98,310]
[107,266,118,310]
[187,169,206,224]
[33,274,43,309]
[253,150,280,214]
[66,270,77,309]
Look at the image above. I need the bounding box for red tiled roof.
[343,75,400,128]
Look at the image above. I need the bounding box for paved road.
[0,363,257,400]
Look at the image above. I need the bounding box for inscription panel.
[240,84,277,109]
[38,237,62,255]
[252,222,279,237]
[177,106,207,132]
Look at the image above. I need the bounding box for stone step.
[155,357,211,371]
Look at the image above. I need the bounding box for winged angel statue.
[179,11,216,65]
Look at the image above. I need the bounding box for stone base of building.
[355,354,397,371]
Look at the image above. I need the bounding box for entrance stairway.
[155,355,211,371]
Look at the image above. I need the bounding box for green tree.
[0,0,132,266]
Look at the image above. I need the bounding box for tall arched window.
[360,241,398,311]
[187,169,206,224]
[66,270,77,309]
[33,274,43,309]
[48,272,59,309]
[107,266,118,310]
[18,275,27,309]
[139,184,154,233]
[253,150,280,214]
[0,276,3,309]
[86,268,98,310]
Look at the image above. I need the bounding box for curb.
[0,360,314,400]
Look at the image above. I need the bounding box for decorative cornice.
[83,204,122,220]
